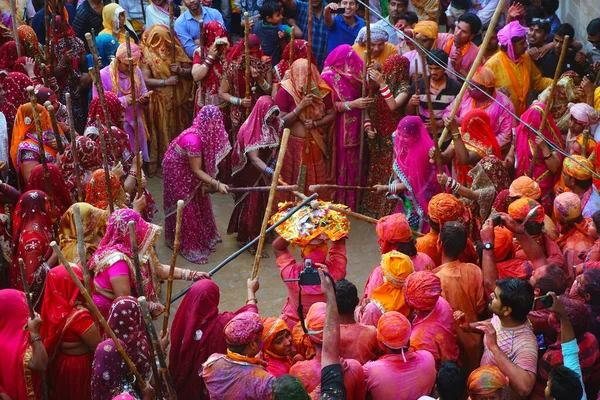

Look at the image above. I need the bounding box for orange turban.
[553,192,582,224]
[467,366,506,397]
[493,226,514,261]
[428,193,464,226]
[262,318,290,357]
[376,213,413,254]
[508,197,545,224]
[473,66,496,88]
[291,321,316,360]
[563,155,594,181]
[414,21,439,40]
[305,302,326,344]
[377,311,412,349]
[404,271,441,311]
[509,176,541,200]
[371,251,414,314]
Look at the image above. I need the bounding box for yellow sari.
[58,202,109,264]
[99,3,135,44]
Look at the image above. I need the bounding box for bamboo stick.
[358,50,368,207]
[96,116,115,214]
[162,200,183,337]
[169,2,179,136]
[10,0,21,58]
[309,184,377,192]
[49,242,147,388]
[251,128,291,279]
[125,32,143,199]
[289,26,295,65]
[414,59,419,116]
[437,0,506,146]
[73,204,92,294]
[527,35,570,177]
[244,12,251,118]
[65,93,84,202]
[420,52,443,175]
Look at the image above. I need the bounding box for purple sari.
[321,45,364,210]
[162,106,231,264]
[91,339,137,400]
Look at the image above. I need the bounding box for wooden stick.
[96,116,115,214]
[27,86,58,236]
[44,103,65,154]
[414,59,419,116]
[139,0,146,28]
[125,33,143,199]
[162,200,183,338]
[244,12,251,118]
[73,203,92,294]
[41,63,49,87]
[10,0,21,58]
[437,0,506,146]
[139,297,177,399]
[19,258,35,318]
[420,52,443,176]
[168,2,179,137]
[289,26,295,65]
[364,0,371,67]
[65,93,84,202]
[527,35,570,177]
[251,128,291,279]
[197,19,205,107]
[49,242,147,387]
[357,50,368,207]
[309,184,377,192]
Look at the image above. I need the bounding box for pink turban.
[377,311,412,350]
[224,312,264,346]
[553,192,582,224]
[116,42,141,63]
[497,21,528,62]
[569,103,600,127]
[306,302,326,344]
[404,271,442,311]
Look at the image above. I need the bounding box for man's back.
[340,323,381,364]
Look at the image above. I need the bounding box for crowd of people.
[0,0,600,398]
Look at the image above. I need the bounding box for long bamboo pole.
[420,52,443,175]
[96,116,115,214]
[527,35,570,177]
[437,0,506,146]
[309,184,377,192]
[251,128,291,279]
[289,26,295,64]
[413,59,419,116]
[9,0,21,58]
[162,200,183,338]
[125,32,143,199]
[244,12,251,118]
[65,93,84,202]
[72,204,92,294]
[357,50,368,207]
[169,2,179,137]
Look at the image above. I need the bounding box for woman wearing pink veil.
[321,44,372,210]
[227,96,283,254]
[162,105,231,264]
[378,116,443,232]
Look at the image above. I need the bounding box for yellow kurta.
[484,51,553,117]
[594,87,600,111]
[352,42,399,67]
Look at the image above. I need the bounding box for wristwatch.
[483,242,494,251]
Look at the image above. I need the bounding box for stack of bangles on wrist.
[445,176,461,195]
[379,84,393,100]
[452,132,461,141]
[259,80,271,91]
[203,54,216,68]
[364,119,372,131]
[182,268,200,281]
[292,108,299,117]
[209,178,221,188]
[264,166,274,175]
[229,96,242,106]
[388,182,399,193]
[344,101,351,111]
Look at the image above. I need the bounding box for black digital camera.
[299,259,321,286]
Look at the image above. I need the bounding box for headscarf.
[85,169,128,211]
[305,302,326,344]
[569,103,600,128]
[467,366,506,397]
[508,197,545,223]
[61,136,103,195]
[262,317,290,358]
[377,311,412,351]
[59,202,109,264]
[100,4,135,44]
[413,21,439,41]
[376,213,413,254]
[537,75,579,133]
[224,311,264,346]
[95,34,120,67]
[34,86,57,106]
[11,190,53,261]
[497,21,528,62]
[554,192,582,224]
[383,54,410,94]
[110,43,142,97]
[494,226,514,261]
[88,209,162,302]
[509,176,541,199]
[371,251,414,314]
[563,155,594,181]
[17,25,42,61]
[473,66,496,88]
[393,116,441,227]
[355,24,389,45]
[231,96,283,175]
[91,339,131,400]
[275,39,316,83]
[180,105,230,179]
[456,109,502,185]
[404,270,441,311]
[87,91,125,129]
[226,33,264,64]
[25,164,73,218]
[107,296,151,381]
[575,134,596,157]
[280,58,333,121]
[40,264,90,358]
[428,193,465,227]
[468,156,511,220]
[0,72,33,129]
[0,41,25,72]
[48,15,86,84]
[13,56,42,78]
[194,21,229,103]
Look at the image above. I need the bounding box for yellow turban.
[414,21,439,40]
[563,155,593,181]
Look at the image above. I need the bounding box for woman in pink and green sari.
[321,44,370,210]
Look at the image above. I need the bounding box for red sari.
[0,72,33,132]
[227,96,283,246]
[193,20,229,112]
[40,264,95,400]
[25,164,74,220]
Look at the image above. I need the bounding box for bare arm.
[480,218,499,298]
[80,325,102,352]
[272,235,290,258]
[498,213,548,269]
[248,150,269,173]
[324,3,335,27]
[27,315,48,372]
[319,269,340,368]
[110,275,133,297]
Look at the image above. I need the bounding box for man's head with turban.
[497,21,528,62]
[509,176,541,200]
[414,21,439,50]
[262,318,292,358]
[554,192,582,225]
[569,103,600,128]
[376,213,413,254]
[508,197,545,224]
[428,193,465,231]
[493,226,514,262]
[305,302,326,344]
[224,312,264,356]
[469,66,497,101]
[404,271,441,311]
[377,311,411,353]
[563,155,594,185]
[467,366,506,399]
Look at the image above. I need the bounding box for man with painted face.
[324,0,365,53]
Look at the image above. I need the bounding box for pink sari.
[162,105,231,263]
[392,116,443,232]
[515,103,564,214]
[321,45,364,210]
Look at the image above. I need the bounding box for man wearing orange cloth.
[404,271,460,367]
[435,221,486,374]
[562,155,600,218]
[416,193,478,266]
[362,311,436,400]
[289,302,366,400]
[261,317,293,377]
[554,192,595,266]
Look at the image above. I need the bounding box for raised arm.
[319,269,340,368]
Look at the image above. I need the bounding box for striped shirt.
[408,77,461,128]
[293,0,328,68]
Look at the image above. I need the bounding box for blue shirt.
[326,14,365,53]
[175,6,226,58]
[294,0,328,68]
[561,340,587,400]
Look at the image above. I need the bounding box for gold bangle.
[452,133,461,141]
